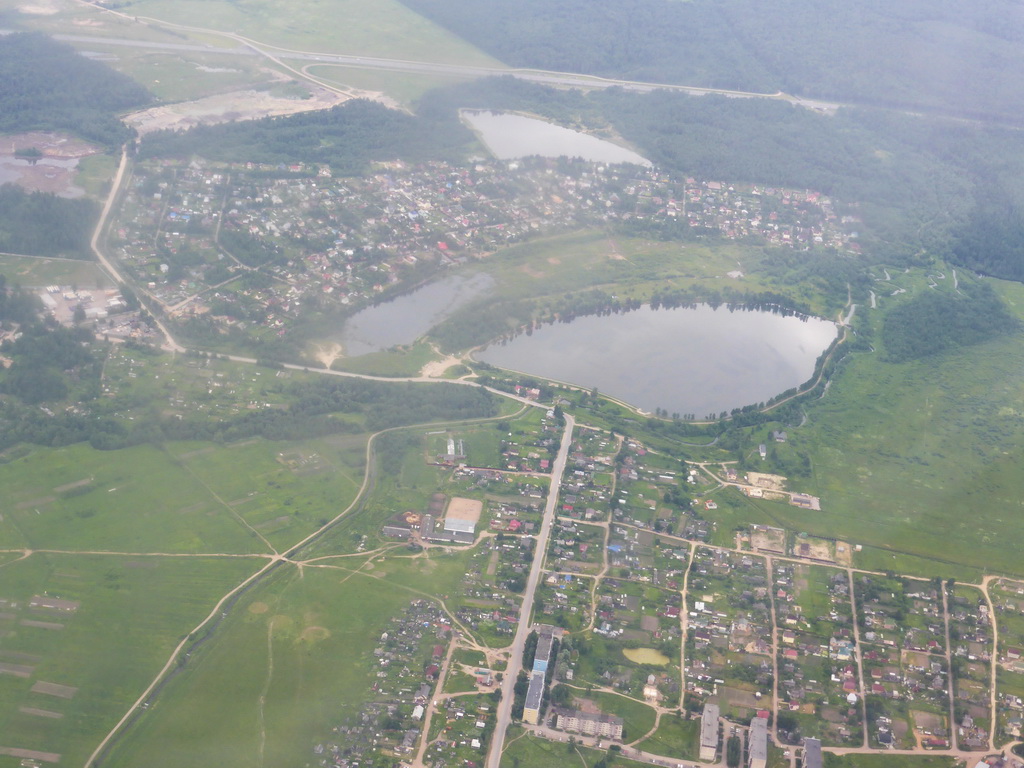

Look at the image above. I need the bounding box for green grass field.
[101,549,474,768]
[767,325,1024,578]
[453,231,776,309]
[822,755,957,768]
[305,63,465,106]
[115,0,504,66]
[580,691,656,744]
[634,714,698,759]
[0,434,368,555]
[74,153,118,199]
[167,437,365,551]
[0,254,112,289]
[329,340,437,376]
[87,47,279,103]
[500,729,644,768]
[0,552,260,767]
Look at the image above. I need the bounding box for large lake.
[338,273,493,356]
[477,305,838,416]
[462,110,651,166]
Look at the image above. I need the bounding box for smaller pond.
[622,647,671,665]
[337,272,493,356]
[462,110,651,166]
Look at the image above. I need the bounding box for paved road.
[486,414,575,768]
[53,31,840,110]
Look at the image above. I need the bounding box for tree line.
[879,281,1018,363]
[0,32,150,147]
[0,185,97,258]
[139,99,473,174]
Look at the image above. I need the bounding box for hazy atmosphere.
[1,2,1023,768]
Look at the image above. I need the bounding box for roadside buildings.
[523,671,546,725]
[700,702,720,761]
[749,715,768,768]
[803,737,823,768]
[553,708,624,740]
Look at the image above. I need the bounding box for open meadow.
[0,254,111,290]
[771,322,1024,578]
[0,436,365,554]
[0,552,260,767]
[107,0,505,66]
[101,549,475,768]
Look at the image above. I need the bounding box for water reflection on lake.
[462,110,651,166]
[477,304,838,416]
[338,273,493,356]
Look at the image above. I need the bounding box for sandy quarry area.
[124,82,377,136]
[0,132,100,198]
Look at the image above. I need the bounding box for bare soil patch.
[834,541,853,566]
[125,83,356,136]
[446,497,483,525]
[420,354,463,378]
[750,525,786,554]
[21,620,64,630]
[15,497,55,510]
[30,681,77,698]
[0,747,60,763]
[248,602,270,615]
[53,477,93,494]
[798,537,834,563]
[313,341,343,369]
[299,625,330,642]
[19,707,63,719]
[17,0,61,14]
[911,709,943,732]
[0,662,33,678]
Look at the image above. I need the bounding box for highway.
[52,32,840,111]
[485,413,575,768]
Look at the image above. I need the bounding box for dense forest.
[0,32,150,147]
[400,0,1024,123]
[952,183,1024,282]
[879,282,1018,363]
[0,323,99,404]
[0,185,97,258]
[139,99,473,173]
